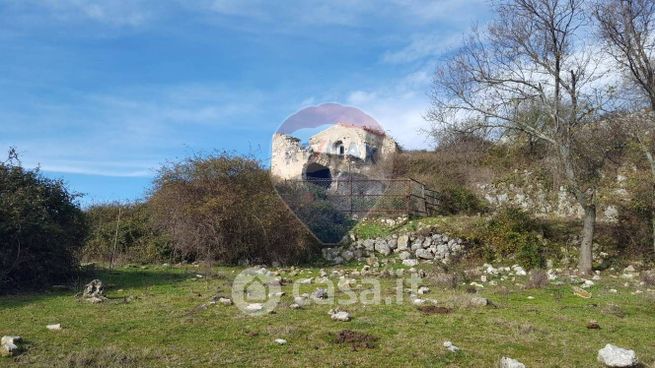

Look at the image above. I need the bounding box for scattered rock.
[218,297,233,306]
[415,248,433,260]
[1,336,21,357]
[597,344,638,367]
[469,296,490,307]
[572,286,592,299]
[274,338,287,345]
[289,303,301,309]
[443,340,460,352]
[313,288,329,300]
[374,240,391,256]
[83,279,106,303]
[329,309,352,322]
[46,324,62,331]
[417,286,430,295]
[402,259,419,267]
[500,356,526,368]
[245,303,264,313]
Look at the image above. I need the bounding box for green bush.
[478,207,548,269]
[0,161,87,293]
[83,202,171,264]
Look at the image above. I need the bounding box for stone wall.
[476,169,626,222]
[322,228,467,265]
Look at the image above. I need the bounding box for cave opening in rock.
[304,163,331,188]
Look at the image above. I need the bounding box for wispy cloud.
[382,32,464,64]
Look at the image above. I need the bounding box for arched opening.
[304,163,331,188]
[334,140,345,156]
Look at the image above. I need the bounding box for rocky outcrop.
[322,229,467,265]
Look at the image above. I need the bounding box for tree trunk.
[579,204,596,274]
[652,205,655,256]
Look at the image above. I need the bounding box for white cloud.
[382,32,464,64]
[346,69,435,150]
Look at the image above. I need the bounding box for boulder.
[398,251,412,260]
[313,288,329,300]
[397,235,409,251]
[402,259,419,267]
[245,303,264,313]
[1,336,21,357]
[374,240,391,256]
[499,357,526,368]
[329,310,352,322]
[83,279,106,303]
[363,239,375,251]
[415,248,434,260]
[469,296,489,307]
[387,238,398,250]
[597,344,638,367]
[435,243,449,259]
[416,249,434,259]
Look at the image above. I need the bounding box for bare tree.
[595,0,655,253]
[428,0,612,274]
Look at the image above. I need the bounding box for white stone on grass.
[500,357,526,368]
[245,303,264,313]
[329,309,351,322]
[46,324,62,331]
[443,341,460,352]
[597,344,638,367]
[274,338,287,345]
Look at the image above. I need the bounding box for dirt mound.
[333,330,378,350]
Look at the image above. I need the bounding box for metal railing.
[278,177,440,217]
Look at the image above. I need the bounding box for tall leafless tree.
[595,0,655,253]
[428,0,611,274]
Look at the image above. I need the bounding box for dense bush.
[148,153,319,264]
[0,160,87,292]
[476,207,550,269]
[83,202,171,264]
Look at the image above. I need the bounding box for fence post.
[349,175,353,217]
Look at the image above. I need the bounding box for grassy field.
[1,263,654,367]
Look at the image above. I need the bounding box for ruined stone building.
[271,123,398,187]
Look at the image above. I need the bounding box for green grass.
[1,264,655,367]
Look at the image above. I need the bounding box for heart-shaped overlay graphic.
[271,103,399,245]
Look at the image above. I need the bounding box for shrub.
[0,160,87,293]
[478,207,549,269]
[435,186,488,215]
[83,202,171,264]
[148,153,319,265]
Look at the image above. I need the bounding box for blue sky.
[0,0,490,206]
